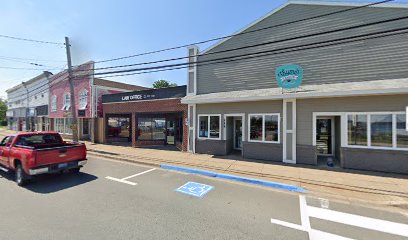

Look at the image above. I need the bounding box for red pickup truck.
[0,132,87,186]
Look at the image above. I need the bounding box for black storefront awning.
[36,105,48,116]
[102,86,186,104]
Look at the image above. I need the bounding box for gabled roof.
[6,71,53,93]
[201,0,408,54]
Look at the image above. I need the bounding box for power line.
[92,26,408,77]
[0,66,62,71]
[0,34,64,45]
[0,55,65,63]
[0,56,63,68]
[98,28,408,79]
[92,0,393,64]
[87,14,408,72]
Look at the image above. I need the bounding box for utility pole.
[65,37,79,142]
[22,81,30,131]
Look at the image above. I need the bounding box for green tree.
[152,80,177,89]
[0,98,7,126]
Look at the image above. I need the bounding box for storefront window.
[199,116,208,138]
[249,115,263,141]
[209,116,220,139]
[347,114,367,146]
[371,114,392,147]
[65,118,73,135]
[397,114,408,148]
[265,115,279,142]
[198,115,221,139]
[107,117,130,138]
[249,114,280,142]
[54,118,64,134]
[153,119,166,140]
[137,117,166,141]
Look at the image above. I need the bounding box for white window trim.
[62,93,71,111]
[51,95,57,112]
[78,89,88,110]
[312,112,407,151]
[197,114,222,140]
[248,113,280,144]
[54,118,73,135]
[345,111,408,151]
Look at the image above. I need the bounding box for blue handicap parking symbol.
[176,182,214,198]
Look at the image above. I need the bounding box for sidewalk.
[1,129,407,211]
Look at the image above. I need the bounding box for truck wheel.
[16,164,28,186]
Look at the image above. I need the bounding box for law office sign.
[275,64,303,89]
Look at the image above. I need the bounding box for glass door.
[166,119,175,145]
[234,119,242,150]
[316,118,334,155]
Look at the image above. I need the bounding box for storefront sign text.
[275,64,303,89]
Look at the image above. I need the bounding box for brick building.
[48,61,147,141]
[102,86,188,151]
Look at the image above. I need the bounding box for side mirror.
[5,143,11,147]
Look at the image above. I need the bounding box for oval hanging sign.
[275,64,303,89]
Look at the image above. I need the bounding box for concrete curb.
[160,164,306,193]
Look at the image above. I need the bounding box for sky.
[1,0,408,98]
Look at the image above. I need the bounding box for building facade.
[102,86,188,151]
[6,72,53,131]
[48,61,147,141]
[182,1,408,174]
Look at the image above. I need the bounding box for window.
[62,93,71,111]
[51,95,57,112]
[249,114,280,143]
[347,114,368,146]
[199,116,208,138]
[41,94,44,98]
[197,115,221,139]
[107,117,131,138]
[79,90,88,110]
[371,114,392,147]
[397,114,408,148]
[346,112,408,150]
[137,117,166,141]
[54,118,73,135]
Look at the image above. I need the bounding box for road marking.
[271,195,408,239]
[176,182,214,198]
[307,205,408,238]
[105,176,137,186]
[122,168,156,180]
[106,168,156,186]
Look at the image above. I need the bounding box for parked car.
[0,132,87,186]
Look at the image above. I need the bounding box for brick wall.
[104,98,188,151]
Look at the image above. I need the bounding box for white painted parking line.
[271,195,408,239]
[105,176,137,186]
[122,168,156,180]
[307,205,408,238]
[106,168,156,186]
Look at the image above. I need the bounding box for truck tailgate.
[35,144,86,166]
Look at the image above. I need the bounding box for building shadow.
[0,170,98,194]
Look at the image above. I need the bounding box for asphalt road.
[0,156,407,240]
